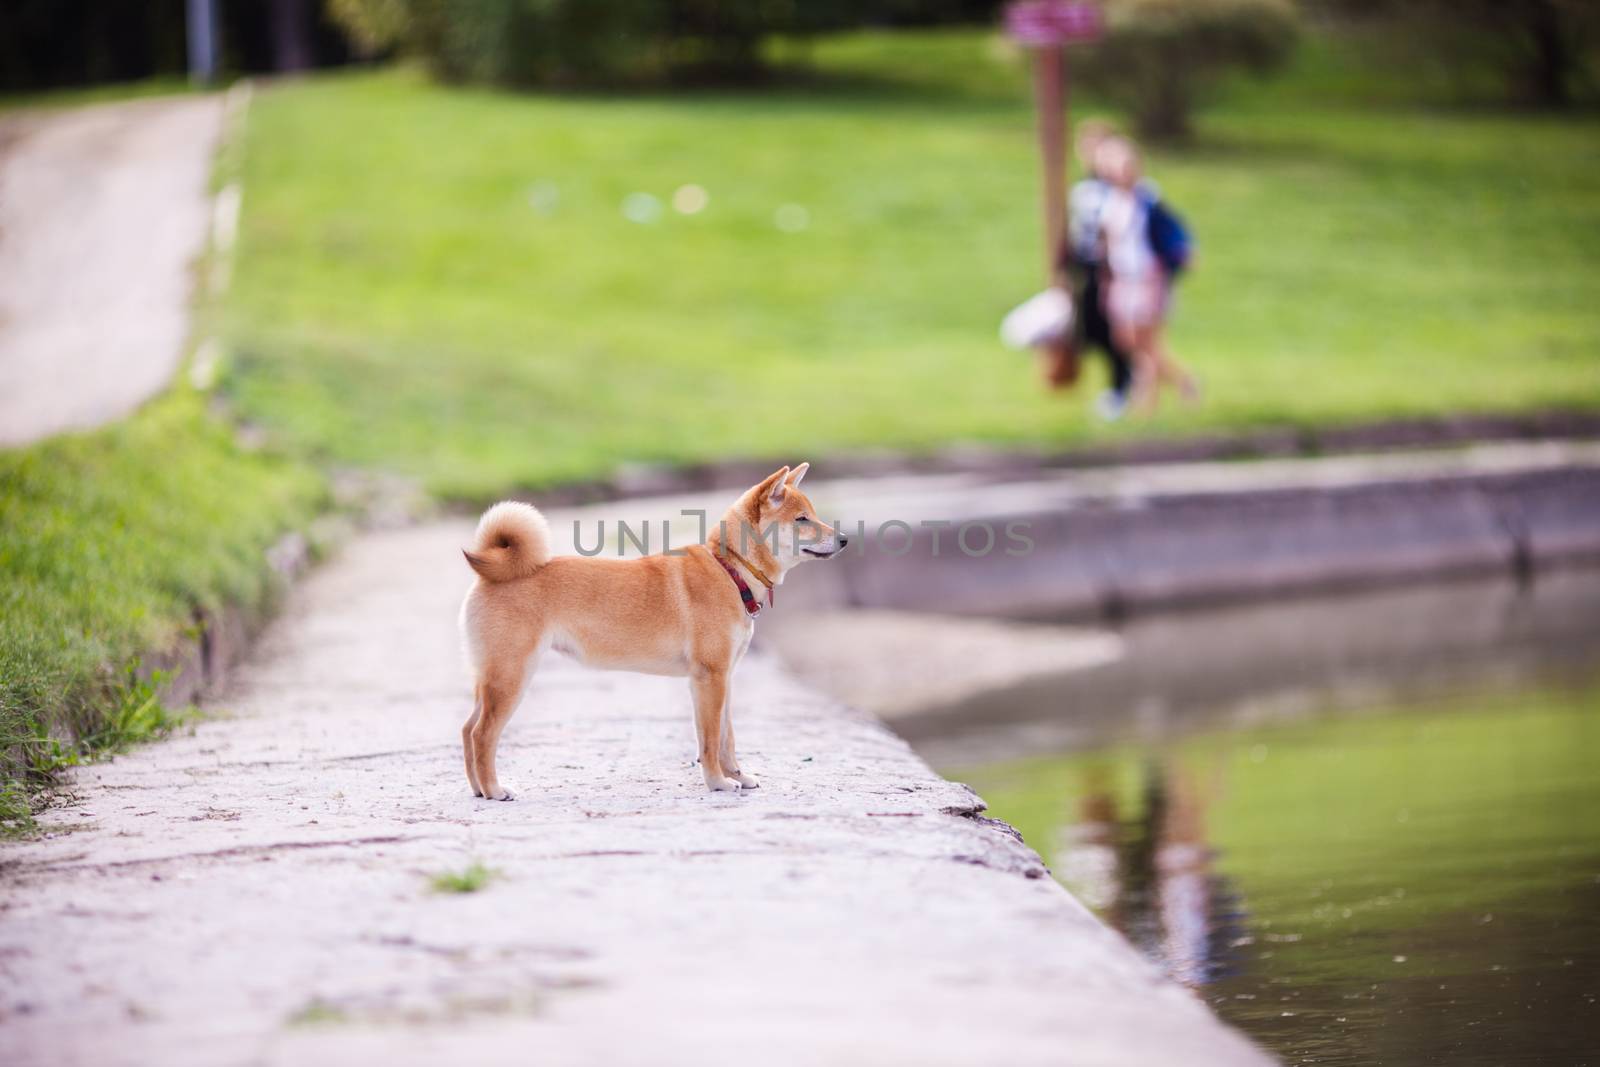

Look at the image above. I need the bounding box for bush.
[1312,0,1600,109]
[1073,0,1299,140]
[331,0,883,86]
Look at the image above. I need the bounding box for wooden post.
[1033,44,1068,283]
[1006,0,1102,388]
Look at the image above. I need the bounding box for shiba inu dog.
[459,463,845,798]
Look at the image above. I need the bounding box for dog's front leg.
[719,688,759,790]
[692,665,740,792]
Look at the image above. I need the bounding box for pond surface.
[919,572,1600,1067]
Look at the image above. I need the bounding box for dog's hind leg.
[472,652,537,802]
[461,685,485,797]
[692,665,740,792]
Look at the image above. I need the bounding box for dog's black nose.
[839,536,850,547]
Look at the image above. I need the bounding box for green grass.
[221,29,1600,501]
[0,390,325,832]
[429,861,497,893]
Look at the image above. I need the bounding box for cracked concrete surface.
[0,516,1271,1066]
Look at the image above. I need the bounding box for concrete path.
[0,95,224,446]
[0,513,1270,1066]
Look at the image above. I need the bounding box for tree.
[1316,0,1598,108]
[267,0,317,71]
[1072,0,1299,140]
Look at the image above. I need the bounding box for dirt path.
[0,512,1269,1066]
[0,95,224,446]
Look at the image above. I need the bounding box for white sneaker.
[1095,390,1128,422]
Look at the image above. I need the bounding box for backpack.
[1147,198,1193,276]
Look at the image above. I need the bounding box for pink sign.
[1005,0,1104,45]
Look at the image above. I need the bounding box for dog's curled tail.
[463,501,552,582]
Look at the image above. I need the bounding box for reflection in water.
[1063,761,1244,988]
[963,686,1600,1067]
[931,572,1600,1067]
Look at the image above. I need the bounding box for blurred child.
[1060,119,1134,419]
[1094,136,1198,416]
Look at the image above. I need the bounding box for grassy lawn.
[224,29,1600,501]
[0,390,324,830]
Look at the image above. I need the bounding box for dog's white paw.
[484,785,516,801]
[731,770,760,789]
[704,774,742,792]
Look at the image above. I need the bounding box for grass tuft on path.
[223,30,1600,501]
[430,862,497,893]
[0,389,325,833]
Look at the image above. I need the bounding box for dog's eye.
[795,516,811,524]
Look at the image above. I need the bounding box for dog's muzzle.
[802,535,848,559]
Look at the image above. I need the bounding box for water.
[914,572,1600,1067]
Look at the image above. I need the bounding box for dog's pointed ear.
[759,465,791,508]
[787,462,810,487]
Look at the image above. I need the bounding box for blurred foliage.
[326,0,1001,86]
[329,0,416,54]
[0,390,325,834]
[0,0,354,92]
[1312,0,1600,109]
[0,0,1003,94]
[0,0,187,92]
[1072,0,1300,140]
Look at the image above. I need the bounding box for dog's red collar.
[716,556,763,616]
[713,546,773,616]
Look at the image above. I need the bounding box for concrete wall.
[787,466,1600,621]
